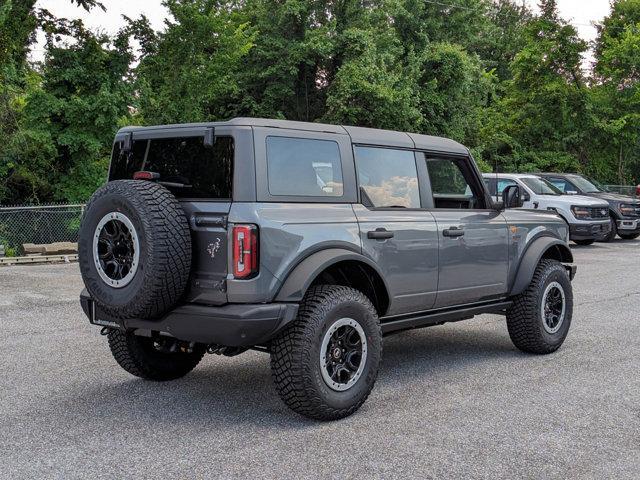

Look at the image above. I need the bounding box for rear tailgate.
[109,130,235,305]
[182,202,230,305]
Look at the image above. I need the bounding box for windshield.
[569,175,601,193]
[521,177,562,195]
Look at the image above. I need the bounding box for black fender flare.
[274,248,391,303]
[509,236,574,296]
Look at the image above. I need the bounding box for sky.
[31,0,613,65]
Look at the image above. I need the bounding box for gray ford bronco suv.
[79,118,576,420]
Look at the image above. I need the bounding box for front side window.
[497,178,518,195]
[109,135,233,199]
[547,177,571,193]
[521,177,562,195]
[425,157,481,209]
[266,136,343,197]
[354,147,420,208]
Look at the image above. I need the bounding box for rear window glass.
[266,136,343,197]
[109,135,233,199]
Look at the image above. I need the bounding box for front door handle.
[443,227,465,238]
[367,228,394,240]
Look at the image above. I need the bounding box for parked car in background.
[537,173,640,241]
[483,173,610,246]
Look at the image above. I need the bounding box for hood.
[551,194,609,208]
[583,191,640,204]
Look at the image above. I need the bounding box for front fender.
[274,248,390,303]
[509,237,574,296]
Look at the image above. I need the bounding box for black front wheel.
[506,259,573,354]
[573,239,594,246]
[270,285,382,420]
[618,232,640,240]
[600,218,617,242]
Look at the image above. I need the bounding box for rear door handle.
[367,228,394,240]
[443,227,465,238]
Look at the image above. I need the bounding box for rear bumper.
[569,221,610,241]
[80,290,298,347]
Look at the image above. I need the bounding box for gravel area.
[1,241,639,479]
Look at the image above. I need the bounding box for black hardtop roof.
[118,117,469,154]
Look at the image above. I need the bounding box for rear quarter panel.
[226,203,361,303]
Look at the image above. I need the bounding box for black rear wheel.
[270,285,382,420]
[107,329,205,381]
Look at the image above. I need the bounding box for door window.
[547,178,571,193]
[354,147,420,208]
[424,157,484,209]
[497,178,518,195]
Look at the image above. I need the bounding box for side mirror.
[502,185,523,209]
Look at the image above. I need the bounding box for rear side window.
[109,135,233,199]
[354,147,420,208]
[266,136,343,197]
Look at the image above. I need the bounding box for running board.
[380,300,513,335]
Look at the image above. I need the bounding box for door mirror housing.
[502,185,523,209]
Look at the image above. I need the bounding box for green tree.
[134,0,255,124]
[1,22,134,204]
[477,0,590,174]
[591,0,640,183]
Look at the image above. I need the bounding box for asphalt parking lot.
[1,241,639,479]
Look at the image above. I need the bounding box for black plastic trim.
[80,290,298,347]
[380,300,513,335]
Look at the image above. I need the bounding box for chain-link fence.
[0,204,85,257]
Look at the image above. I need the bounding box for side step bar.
[380,300,513,335]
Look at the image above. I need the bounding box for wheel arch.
[509,236,573,297]
[274,249,391,316]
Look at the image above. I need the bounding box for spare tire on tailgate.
[78,180,191,319]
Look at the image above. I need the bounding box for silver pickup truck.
[78,118,576,420]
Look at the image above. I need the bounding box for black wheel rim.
[320,318,368,391]
[93,212,140,288]
[542,282,565,334]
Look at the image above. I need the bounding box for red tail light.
[232,225,258,279]
[133,171,160,181]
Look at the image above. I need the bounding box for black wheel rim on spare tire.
[93,212,140,288]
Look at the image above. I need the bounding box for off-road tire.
[107,329,205,381]
[600,217,617,242]
[270,285,382,421]
[78,180,191,319]
[618,232,640,240]
[573,239,594,246]
[506,259,573,354]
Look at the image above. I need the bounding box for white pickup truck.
[483,173,611,245]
